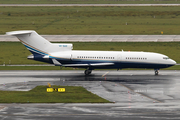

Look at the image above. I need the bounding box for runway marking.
[0,106,6,111]
[118,83,162,103]
[102,72,109,77]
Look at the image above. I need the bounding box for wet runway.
[0,70,180,120]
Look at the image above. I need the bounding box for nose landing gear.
[154,69,159,75]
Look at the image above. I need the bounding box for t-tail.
[6,30,73,63]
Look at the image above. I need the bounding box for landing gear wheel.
[84,70,92,75]
[155,70,159,75]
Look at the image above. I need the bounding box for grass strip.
[1,0,180,4]
[0,66,179,70]
[1,6,180,35]
[0,66,84,70]
[0,85,110,103]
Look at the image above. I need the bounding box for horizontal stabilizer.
[6,30,34,36]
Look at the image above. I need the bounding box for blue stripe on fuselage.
[23,44,48,56]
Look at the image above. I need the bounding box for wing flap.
[52,59,62,66]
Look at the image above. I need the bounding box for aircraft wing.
[62,63,114,67]
[52,59,114,67]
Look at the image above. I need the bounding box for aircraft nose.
[170,59,176,65]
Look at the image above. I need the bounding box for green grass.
[0,66,61,70]
[0,66,179,70]
[0,85,110,103]
[1,0,180,4]
[1,6,180,35]
[0,66,83,70]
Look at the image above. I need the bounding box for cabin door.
[117,54,121,61]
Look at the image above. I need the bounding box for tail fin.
[6,30,73,56]
[6,30,51,55]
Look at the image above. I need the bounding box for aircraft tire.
[155,70,159,75]
[84,70,92,75]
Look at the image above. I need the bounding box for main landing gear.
[84,70,92,75]
[154,69,159,75]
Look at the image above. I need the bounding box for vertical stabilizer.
[6,30,52,55]
[6,30,73,56]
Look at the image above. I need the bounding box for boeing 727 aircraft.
[6,30,176,75]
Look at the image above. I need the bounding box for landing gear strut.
[84,70,92,75]
[154,69,159,75]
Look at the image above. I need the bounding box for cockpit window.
[163,57,169,60]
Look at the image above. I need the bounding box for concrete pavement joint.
[118,83,162,103]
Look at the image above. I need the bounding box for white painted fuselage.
[50,50,176,69]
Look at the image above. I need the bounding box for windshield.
[163,57,170,60]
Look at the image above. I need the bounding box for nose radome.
[170,59,176,65]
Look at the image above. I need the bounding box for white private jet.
[6,30,176,75]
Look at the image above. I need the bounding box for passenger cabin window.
[77,56,115,60]
[126,57,147,60]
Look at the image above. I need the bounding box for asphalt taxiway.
[0,70,180,120]
[2,35,180,42]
